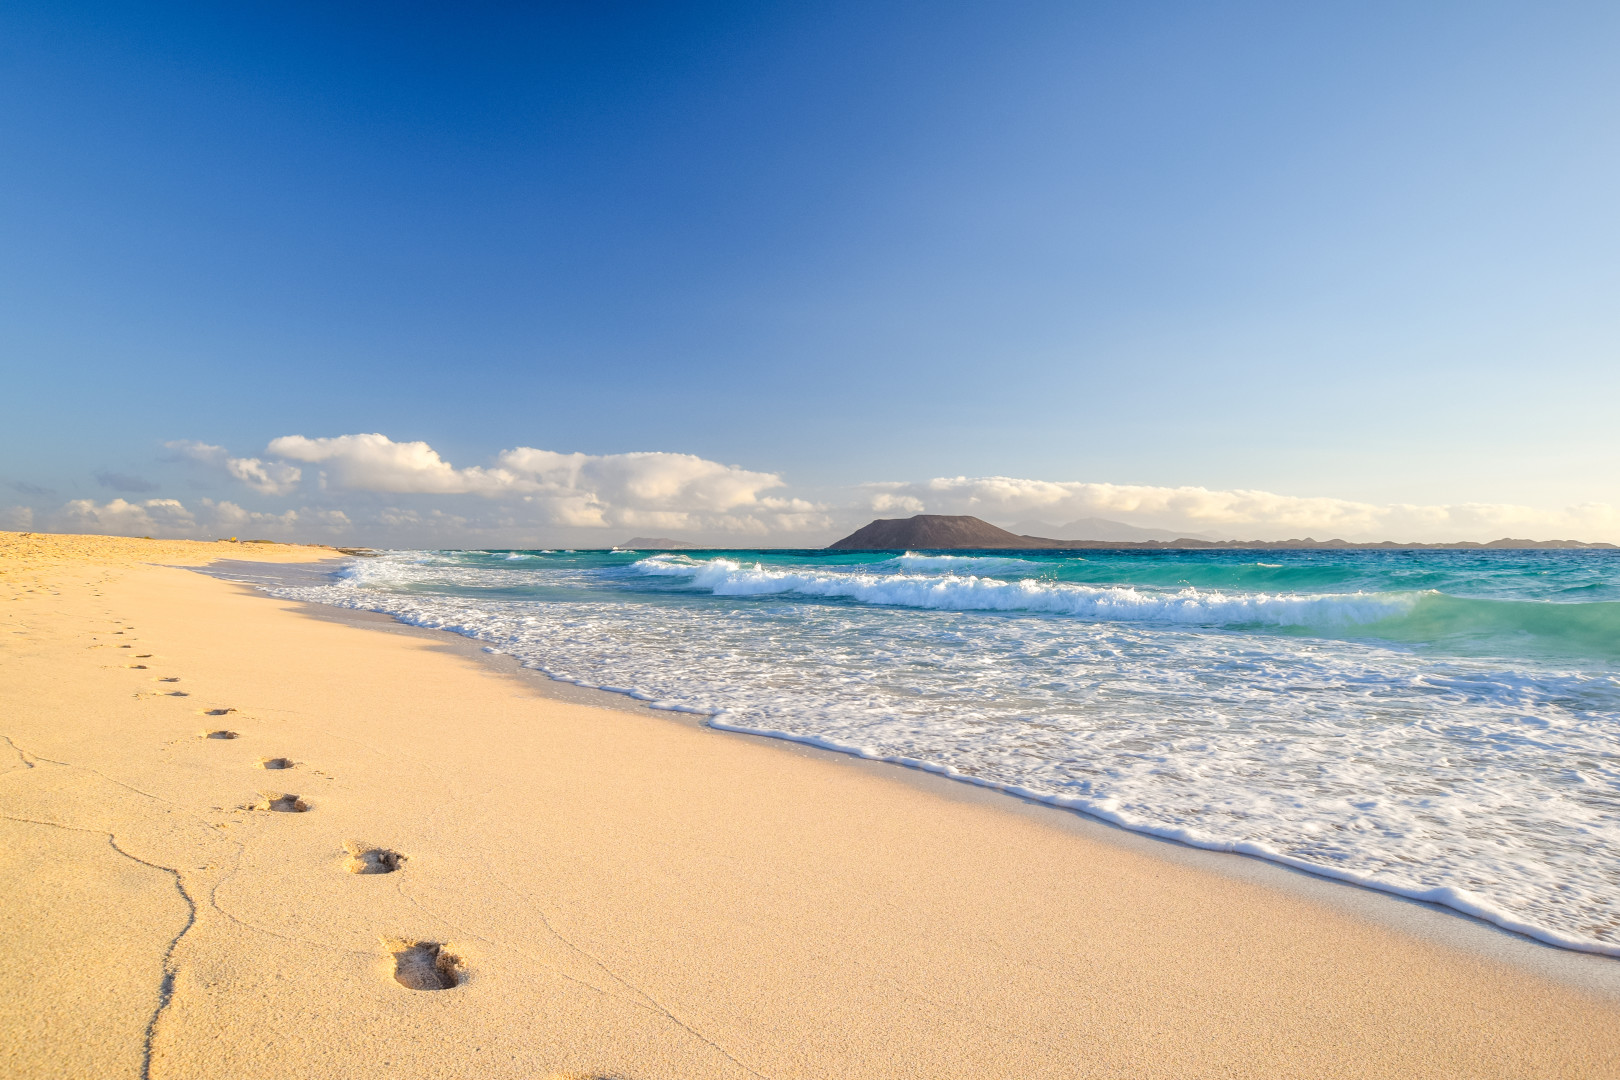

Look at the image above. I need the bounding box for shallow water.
[264,547,1620,954]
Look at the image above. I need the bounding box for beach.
[2,532,1618,1079]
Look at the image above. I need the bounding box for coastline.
[4,533,1618,1078]
[234,551,1620,971]
[257,564,1620,1002]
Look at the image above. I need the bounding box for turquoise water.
[267,547,1620,954]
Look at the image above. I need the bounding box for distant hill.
[619,536,699,549]
[829,516,1048,549]
[1010,517,1220,542]
[827,515,1618,551]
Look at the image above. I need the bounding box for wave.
[632,556,1412,627]
[884,552,1049,575]
[1369,592,1620,661]
[632,556,1620,657]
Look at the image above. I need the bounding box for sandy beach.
[2,531,1617,1079]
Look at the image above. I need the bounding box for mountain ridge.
[619,536,699,549]
[826,515,1618,551]
[1010,517,1221,542]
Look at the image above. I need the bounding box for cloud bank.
[267,433,822,533]
[42,497,343,540]
[6,433,1616,545]
[864,476,1620,543]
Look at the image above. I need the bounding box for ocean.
[262,546,1620,954]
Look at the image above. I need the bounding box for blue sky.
[3,1,1618,544]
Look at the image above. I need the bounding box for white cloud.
[199,498,299,531]
[269,433,504,495]
[867,492,926,515]
[494,447,793,528]
[224,457,302,496]
[167,439,302,495]
[266,433,823,533]
[164,440,227,465]
[0,506,34,530]
[863,476,1620,542]
[58,498,197,537]
[40,496,352,541]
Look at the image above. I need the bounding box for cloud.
[368,506,469,531]
[867,491,926,515]
[40,497,353,541]
[862,476,1620,542]
[192,499,343,533]
[58,498,196,536]
[95,470,160,493]
[166,440,301,495]
[267,433,820,532]
[164,440,228,465]
[8,481,54,497]
[0,506,33,530]
[199,498,299,532]
[269,434,506,495]
[492,447,793,528]
[224,458,302,496]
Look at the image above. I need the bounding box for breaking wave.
[633,555,1414,627]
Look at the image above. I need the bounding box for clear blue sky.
[3,1,1618,543]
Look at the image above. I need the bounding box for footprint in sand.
[135,654,152,658]
[244,792,310,813]
[157,677,181,683]
[128,664,148,669]
[202,708,235,717]
[256,757,295,770]
[386,939,461,990]
[344,842,404,874]
[203,729,240,739]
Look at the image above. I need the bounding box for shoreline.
[5,533,1619,1078]
[245,563,1620,1003]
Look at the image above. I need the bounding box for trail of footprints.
[108,621,458,992]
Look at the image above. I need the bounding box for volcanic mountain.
[827,515,1052,550]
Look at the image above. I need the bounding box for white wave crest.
[632,554,703,575]
[631,556,1414,627]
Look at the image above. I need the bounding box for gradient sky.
[4,1,1619,544]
